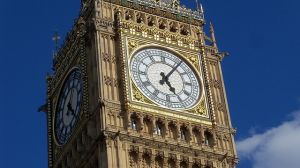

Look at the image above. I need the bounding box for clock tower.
[45,0,238,167]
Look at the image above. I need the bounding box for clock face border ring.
[128,44,204,110]
[52,67,83,146]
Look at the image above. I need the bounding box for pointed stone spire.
[210,22,217,49]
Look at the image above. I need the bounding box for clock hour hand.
[67,102,75,116]
[159,72,167,85]
[159,72,176,94]
[159,61,182,93]
[66,89,76,116]
[166,80,176,94]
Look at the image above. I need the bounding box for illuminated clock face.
[54,68,83,145]
[130,48,201,110]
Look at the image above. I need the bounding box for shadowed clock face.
[54,68,83,145]
[130,48,201,110]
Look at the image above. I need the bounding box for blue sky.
[1,0,300,168]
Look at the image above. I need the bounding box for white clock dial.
[54,68,83,145]
[130,48,201,110]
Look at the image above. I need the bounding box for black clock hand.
[176,94,185,108]
[165,61,182,79]
[159,72,167,85]
[69,89,74,104]
[67,103,76,116]
[67,102,75,116]
[67,102,72,116]
[159,61,183,85]
[166,80,176,94]
[66,89,75,116]
[159,72,176,94]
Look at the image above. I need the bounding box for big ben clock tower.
[45,0,238,167]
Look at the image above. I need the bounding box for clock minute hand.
[165,61,183,79]
[159,61,183,85]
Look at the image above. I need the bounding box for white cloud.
[237,110,300,168]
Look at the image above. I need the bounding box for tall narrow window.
[155,121,163,136]
[204,131,214,147]
[131,118,137,130]
[180,127,187,140]
[157,124,162,136]
[180,161,188,168]
[155,155,163,168]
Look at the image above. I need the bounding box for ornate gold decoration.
[188,100,207,116]
[121,20,201,51]
[183,53,199,69]
[132,81,154,105]
[128,40,139,55]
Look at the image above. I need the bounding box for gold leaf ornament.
[133,89,143,101]
[185,54,199,69]
[194,101,206,115]
[128,40,139,55]
[132,82,154,105]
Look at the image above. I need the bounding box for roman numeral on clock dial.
[153,89,159,96]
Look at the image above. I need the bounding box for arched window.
[180,161,188,168]
[192,163,201,168]
[168,158,176,168]
[129,150,139,167]
[154,121,163,136]
[143,153,151,167]
[180,128,187,140]
[204,131,214,147]
[180,126,189,142]
[155,155,163,168]
[131,115,138,131]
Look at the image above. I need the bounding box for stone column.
[138,114,144,132]
[127,112,132,130]
[176,122,180,142]
[188,124,193,143]
[163,119,169,139]
[152,117,156,138]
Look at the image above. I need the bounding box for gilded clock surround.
[45,0,238,167]
[127,44,208,117]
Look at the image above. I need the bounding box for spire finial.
[52,31,60,54]
[200,3,204,13]
[195,0,200,12]
[194,1,204,20]
[209,22,217,48]
[195,0,204,14]
[210,22,214,32]
[52,31,61,61]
